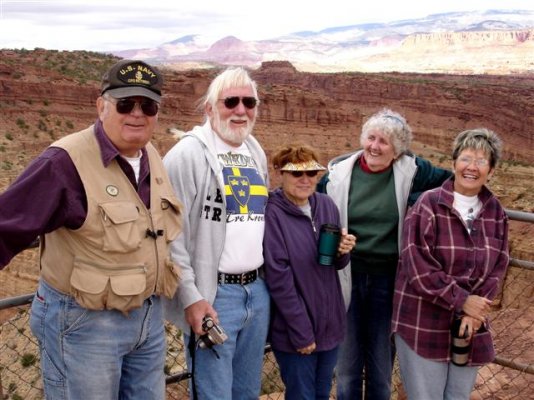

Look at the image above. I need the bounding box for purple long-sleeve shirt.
[391,178,509,365]
[264,189,350,353]
[0,119,151,268]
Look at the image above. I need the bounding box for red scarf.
[359,154,392,174]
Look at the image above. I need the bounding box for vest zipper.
[147,210,160,294]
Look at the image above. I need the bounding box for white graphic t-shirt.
[215,135,268,274]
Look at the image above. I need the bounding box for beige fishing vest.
[40,126,182,313]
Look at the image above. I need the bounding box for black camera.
[198,317,228,349]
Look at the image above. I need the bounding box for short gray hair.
[452,128,503,168]
[360,108,413,157]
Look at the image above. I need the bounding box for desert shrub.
[20,353,37,368]
[37,119,47,132]
[2,160,13,171]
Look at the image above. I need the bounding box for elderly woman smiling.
[321,108,451,400]
[263,144,356,399]
[392,128,509,399]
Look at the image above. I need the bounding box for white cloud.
[0,0,533,51]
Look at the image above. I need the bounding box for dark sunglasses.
[287,171,319,178]
[220,96,258,110]
[113,98,159,116]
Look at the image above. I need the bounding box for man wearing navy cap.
[0,59,182,399]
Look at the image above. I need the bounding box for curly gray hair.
[360,108,413,157]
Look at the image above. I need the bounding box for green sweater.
[348,163,399,275]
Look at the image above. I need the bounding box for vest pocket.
[161,257,181,298]
[99,201,142,253]
[70,258,147,312]
[160,195,183,243]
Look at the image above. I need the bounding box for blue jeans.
[186,278,270,400]
[29,279,166,400]
[395,335,478,399]
[336,273,395,400]
[274,347,338,400]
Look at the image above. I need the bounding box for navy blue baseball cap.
[101,59,162,102]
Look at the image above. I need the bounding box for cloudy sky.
[1,0,533,52]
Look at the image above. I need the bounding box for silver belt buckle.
[240,272,247,284]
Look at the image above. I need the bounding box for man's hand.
[185,300,218,335]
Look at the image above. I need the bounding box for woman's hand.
[338,228,356,255]
[459,315,483,340]
[297,342,316,355]
[462,295,492,322]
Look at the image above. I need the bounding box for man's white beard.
[213,109,255,146]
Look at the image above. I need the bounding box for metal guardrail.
[0,294,33,310]
[505,209,534,272]
[505,208,534,223]
[509,257,534,270]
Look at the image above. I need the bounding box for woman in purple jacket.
[264,144,356,399]
[392,128,509,399]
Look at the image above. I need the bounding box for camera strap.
[188,328,199,400]
[188,324,223,400]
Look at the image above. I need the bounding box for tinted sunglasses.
[287,171,319,178]
[220,96,258,110]
[113,98,159,116]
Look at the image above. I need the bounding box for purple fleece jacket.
[263,188,349,353]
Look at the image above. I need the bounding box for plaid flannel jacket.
[392,179,509,365]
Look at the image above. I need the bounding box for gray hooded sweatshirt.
[162,120,268,331]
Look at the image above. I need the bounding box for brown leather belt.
[217,269,259,285]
